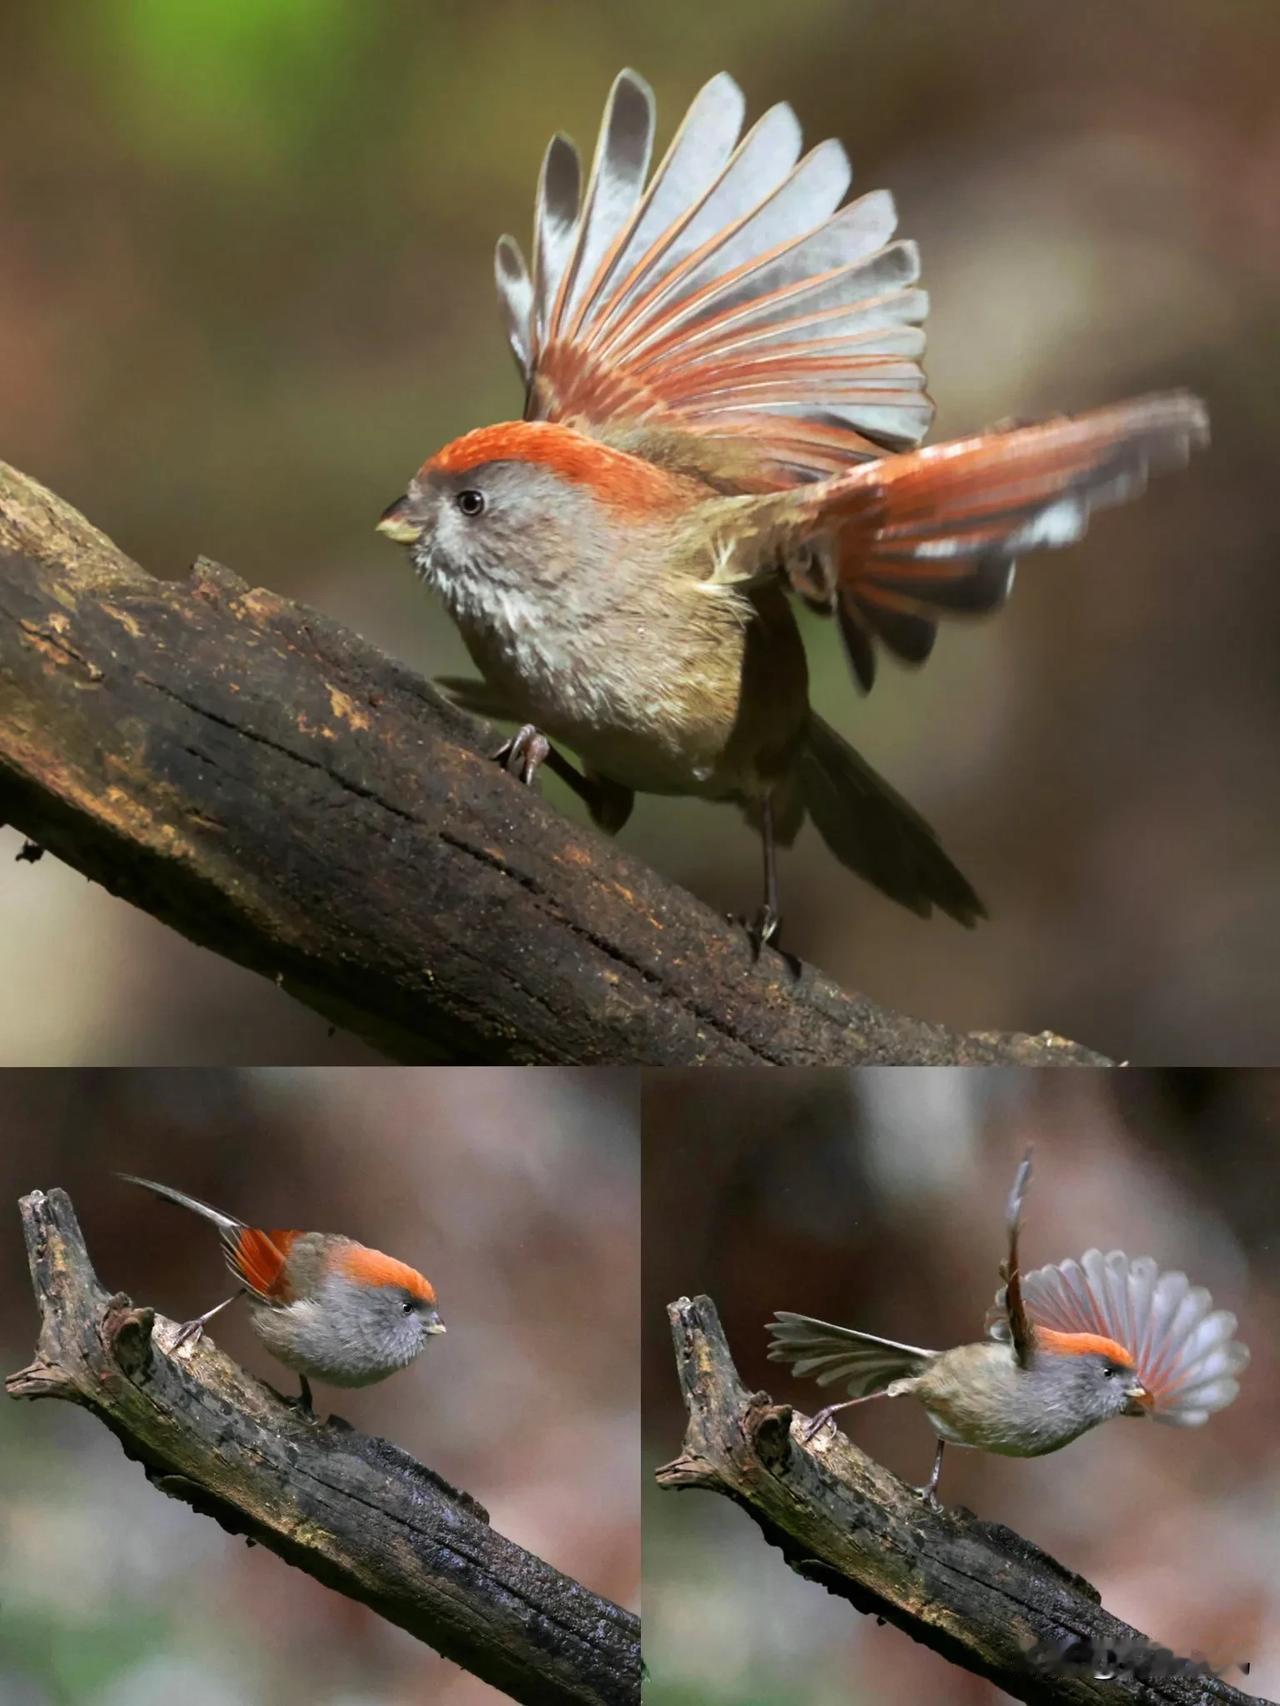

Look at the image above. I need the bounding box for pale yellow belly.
[460,589,808,801]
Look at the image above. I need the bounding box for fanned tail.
[767,1310,936,1396]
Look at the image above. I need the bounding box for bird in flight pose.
[767,1153,1247,1503]
[378,70,1208,948]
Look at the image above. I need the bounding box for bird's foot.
[802,1405,841,1444]
[913,1484,942,1510]
[728,905,782,959]
[170,1319,206,1353]
[730,907,801,975]
[748,903,782,956]
[493,724,550,786]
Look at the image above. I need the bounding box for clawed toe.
[493,724,550,786]
[749,905,782,955]
[730,906,783,960]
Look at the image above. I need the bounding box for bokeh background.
[0,1067,639,1705]
[1,0,1278,1064]
[642,1067,1280,1704]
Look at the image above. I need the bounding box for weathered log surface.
[0,460,1109,1064]
[655,1294,1267,1706]
[5,1188,640,1706]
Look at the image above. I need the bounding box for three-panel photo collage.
[2,9,1277,1706]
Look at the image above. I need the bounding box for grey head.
[255,1258,446,1390]
[1028,1341,1151,1441]
[376,449,619,632]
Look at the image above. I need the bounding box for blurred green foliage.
[87,0,358,170]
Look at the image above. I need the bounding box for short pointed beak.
[425,1314,447,1336]
[376,495,423,544]
[1124,1380,1152,1414]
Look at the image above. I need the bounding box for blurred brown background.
[0,1067,639,1705]
[642,1067,1280,1704]
[0,0,1277,1064]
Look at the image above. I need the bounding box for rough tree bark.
[0,460,1109,1065]
[655,1295,1269,1706]
[5,1189,640,1706]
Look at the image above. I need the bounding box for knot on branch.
[747,1398,794,1471]
[105,1297,156,1379]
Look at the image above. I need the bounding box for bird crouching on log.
[119,1174,446,1412]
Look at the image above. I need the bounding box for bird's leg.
[492,730,635,834]
[747,793,782,955]
[802,1388,890,1443]
[296,1374,314,1415]
[171,1289,243,1352]
[915,1438,946,1507]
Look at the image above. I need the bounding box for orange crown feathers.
[336,1242,437,1303]
[1035,1328,1136,1367]
[421,420,690,516]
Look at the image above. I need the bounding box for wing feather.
[555,70,656,337]
[986,1248,1247,1424]
[531,134,581,352]
[742,391,1207,678]
[497,70,932,479]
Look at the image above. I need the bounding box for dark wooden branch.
[5,1189,639,1706]
[0,461,1108,1064]
[656,1295,1269,1706]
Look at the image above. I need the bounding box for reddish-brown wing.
[758,392,1208,688]
[494,71,932,486]
[224,1227,301,1303]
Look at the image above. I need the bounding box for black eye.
[401,1300,415,1316]
[1103,1365,1117,1378]
[456,489,485,517]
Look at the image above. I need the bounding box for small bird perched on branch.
[119,1175,445,1412]
[766,1153,1247,1503]
[377,69,1209,948]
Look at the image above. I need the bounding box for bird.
[119,1174,445,1411]
[376,69,1209,948]
[766,1153,1247,1503]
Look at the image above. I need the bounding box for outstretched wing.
[766,1311,936,1397]
[494,70,932,485]
[986,1249,1248,1426]
[734,391,1209,689]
